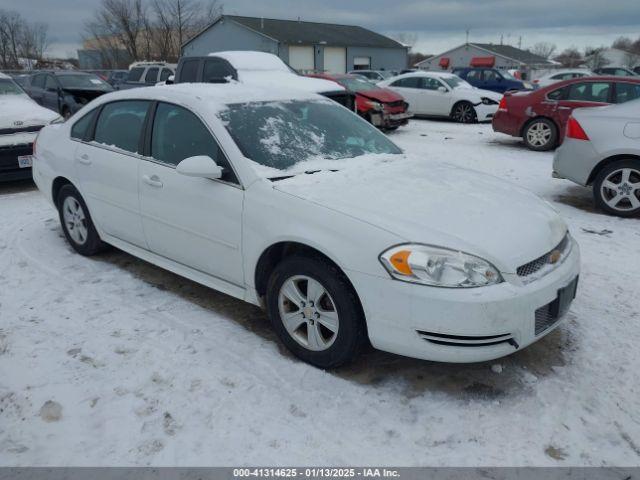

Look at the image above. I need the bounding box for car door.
[482,69,504,92]
[138,101,244,286]
[388,77,422,113]
[73,100,151,248]
[463,69,483,89]
[416,77,451,115]
[43,75,61,113]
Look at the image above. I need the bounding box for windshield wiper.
[268,169,339,182]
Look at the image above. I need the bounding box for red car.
[308,73,411,130]
[492,76,640,151]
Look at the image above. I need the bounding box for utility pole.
[518,36,522,49]
[465,29,470,44]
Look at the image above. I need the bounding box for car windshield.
[0,78,26,95]
[58,74,110,89]
[338,76,379,92]
[441,76,472,89]
[220,99,402,174]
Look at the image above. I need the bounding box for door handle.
[77,154,92,165]
[142,174,163,188]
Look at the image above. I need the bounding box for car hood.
[238,70,345,94]
[0,94,59,129]
[357,88,404,103]
[272,155,566,273]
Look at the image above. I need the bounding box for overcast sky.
[7,0,640,58]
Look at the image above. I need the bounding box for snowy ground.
[1,119,639,467]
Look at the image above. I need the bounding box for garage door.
[289,46,315,72]
[324,47,346,74]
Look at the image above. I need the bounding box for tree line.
[0,9,49,69]
[84,0,222,68]
[528,36,640,68]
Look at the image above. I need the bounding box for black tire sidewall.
[266,256,366,369]
[524,118,557,151]
[593,159,640,217]
[452,101,477,124]
[57,184,105,255]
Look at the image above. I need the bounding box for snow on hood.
[0,94,59,129]
[271,154,566,272]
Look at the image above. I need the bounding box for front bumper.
[370,111,413,129]
[0,142,34,182]
[474,103,499,122]
[349,238,580,363]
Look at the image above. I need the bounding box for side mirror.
[176,155,223,180]
[438,86,448,93]
[165,75,174,85]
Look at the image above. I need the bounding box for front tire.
[57,184,106,255]
[523,118,558,151]
[266,256,366,368]
[593,159,640,217]
[451,101,477,123]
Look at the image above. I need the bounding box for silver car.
[553,99,640,217]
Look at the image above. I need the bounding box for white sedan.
[33,84,580,368]
[532,69,595,88]
[379,71,502,123]
[0,73,60,181]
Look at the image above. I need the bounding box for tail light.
[566,116,589,141]
[498,97,508,111]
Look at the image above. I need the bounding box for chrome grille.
[517,234,570,280]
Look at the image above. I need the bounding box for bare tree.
[155,0,221,54]
[553,47,583,68]
[0,8,48,68]
[530,42,556,59]
[583,46,610,69]
[612,36,633,51]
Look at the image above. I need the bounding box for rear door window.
[144,68,159,83]
[179,59,200,82]
[32,74,46,89]
[566,82,612,102]
[159,68,173,82]
[391,77,421,88]
[420,77,442,90]
[203,59,236,82]
[94,100,150,154]
[45,75,58,91]
[465,70,482,82]
[615,83,640,103]
[71,108,98,141]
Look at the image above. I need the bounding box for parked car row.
[31,82,580,369]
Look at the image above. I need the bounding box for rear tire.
[523,118,558,151]
[57,184,106,256]
[593,159,640,217]
[266,255,366,369]
[451,101,477,123]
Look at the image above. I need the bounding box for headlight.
[379,244,503,288]
[364,99,384,111]
[481,97,498,105]
[50,116,64,124]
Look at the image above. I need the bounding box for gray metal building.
[181,15,408,74]
[416,43,555,79]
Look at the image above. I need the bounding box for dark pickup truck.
[173,52,355,110]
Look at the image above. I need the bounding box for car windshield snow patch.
[219,99,402,174]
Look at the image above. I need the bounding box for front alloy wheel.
[451,102,477,123]
[523,118,557,151]
[594,160,640,217]
[266,256,366,368]
[278,275,339,351]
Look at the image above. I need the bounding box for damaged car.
[25,71,113,119]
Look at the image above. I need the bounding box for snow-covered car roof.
[74,82,323,114]
[0,72,11,79]
[206,50,345,94]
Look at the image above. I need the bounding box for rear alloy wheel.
[266,256,366,368]
[451,101,477,123]
[57,184,106,255]
[593,160,640,217]
[523,118,557,151]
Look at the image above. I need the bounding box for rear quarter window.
[179,59,200,82]
[70,108,98,141]
[127,68,145,82]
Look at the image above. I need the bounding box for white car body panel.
[33,83,580,363]
[554,100,640,185]
[379,72,502,120]
[533,69,595,88]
